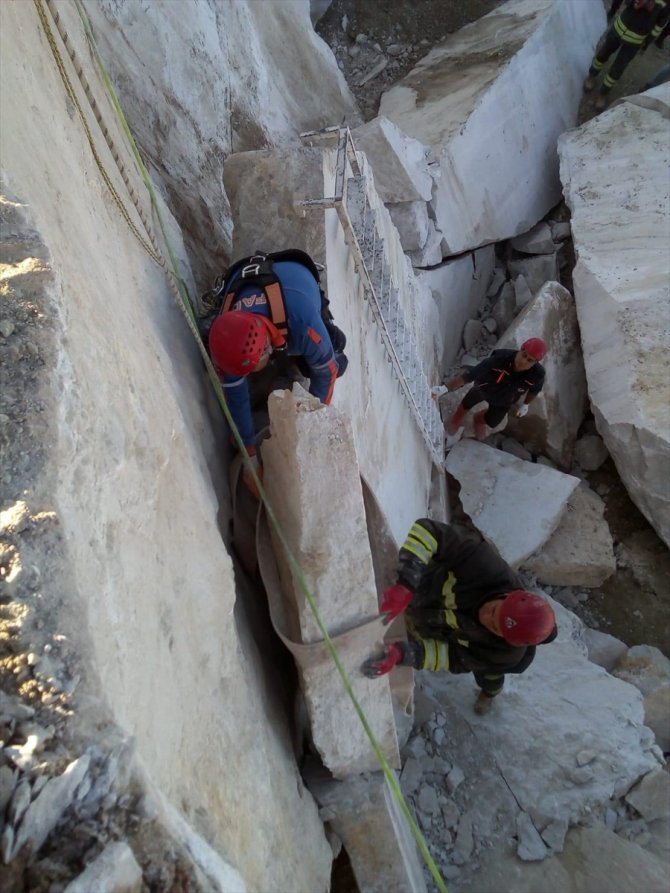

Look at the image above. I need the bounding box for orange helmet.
[209,311,272,377]
[499,591,556,646]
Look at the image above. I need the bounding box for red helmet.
[499,591,556,646]
[209,311,271,377]
[521,337,548,361]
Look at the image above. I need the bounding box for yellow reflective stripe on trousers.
[422,639,449,671]
[614,16,646,44]
[442,571,459,629]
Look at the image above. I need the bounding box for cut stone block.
[262,387,400,777]
[558,88,670,545]
[444,440,580,567]
[511,222,555,255]
[353,116,433,203]
[387,201,431,252]
[305,765,427,893]
[497,281,588,468]
[379,0,605,254]
[522,486,615,588]
[507,253,560,295]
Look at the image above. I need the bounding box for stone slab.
[444,440,580,567]
[625,769,670,823]
[263,387,400,777]
[522,486,615,588]
[558,87,670,545]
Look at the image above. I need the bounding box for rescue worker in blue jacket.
[208,258,341,495]
[362,520,557,714]
[586,0,669,110]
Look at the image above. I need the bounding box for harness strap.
[220,254,290,347]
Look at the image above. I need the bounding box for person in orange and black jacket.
[362,520,557,715]
[586,0,670,110]
[443,338,547,442]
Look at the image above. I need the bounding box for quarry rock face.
[0,8,333,889]
[497,281,588,467]
[559,86,670,546]
[84,0,359,284]
[445,440,580,567]
[379,0,605,255]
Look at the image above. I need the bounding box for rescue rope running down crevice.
[32,3,448,889]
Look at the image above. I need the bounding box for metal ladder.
[298,126,444,466]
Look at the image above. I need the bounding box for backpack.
[203,249,348,375]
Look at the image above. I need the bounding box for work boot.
[474,692,495,715]
[594,91,609,112]
[473,411,488,441]
[447,404,467,436]
[584,74,596,93]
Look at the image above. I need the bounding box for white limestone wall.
[0,4,332,889]
[416,245,495,369]
[559,87,670,545]
[84,0,359,283]
[325,149,443,541]
[379,0,605,255]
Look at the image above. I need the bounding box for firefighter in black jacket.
[586,0,670,110]
[444,337,547,442]
[362,520,557,715]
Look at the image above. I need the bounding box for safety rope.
[32,4,447,889]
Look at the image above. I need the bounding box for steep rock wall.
[1,3,332,888]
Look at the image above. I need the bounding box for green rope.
[59,7,447,889]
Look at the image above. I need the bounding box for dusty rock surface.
[316,0,503,120]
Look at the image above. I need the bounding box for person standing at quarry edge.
[362,520,557,715]
[208,253,345,496]
[443,337,547,441]
[585,0,670,111]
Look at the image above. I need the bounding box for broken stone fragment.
[63,841,143,893]
[445,440,580,567]
[522,486,615,588]
[626,769,670,824]
[642,684,670,754]
[510,222,555,255]
[583,629,628,672]
[513,274,533,313]
[516,811,547,861]
[574,434,609,471]
[508,254,559,296]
